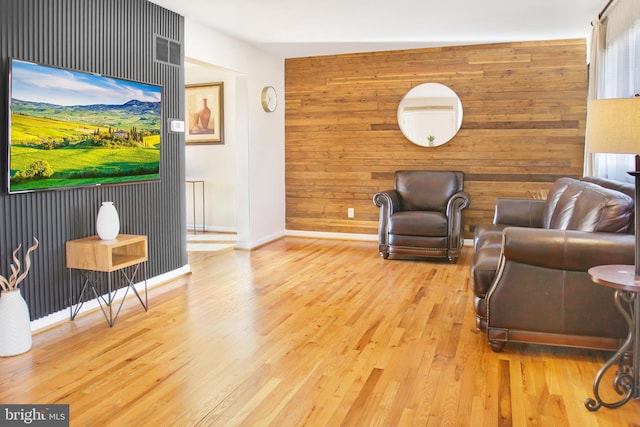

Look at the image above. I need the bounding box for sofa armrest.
[494,198,545,228]
[501,227,635,271]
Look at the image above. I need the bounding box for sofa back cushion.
[543,178,634,232]
[542,178,574,227]
[581,176,636,234]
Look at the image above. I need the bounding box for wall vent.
[155,35,181,66]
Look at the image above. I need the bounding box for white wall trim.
[285,229,378,241]
[30,264,192,333]
[186,225,238,233]
[206,226,238,233]
[235,230,286,250]
[285,230,474,247]
[186,228,473,247]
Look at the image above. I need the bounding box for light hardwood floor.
[1,237,638,426]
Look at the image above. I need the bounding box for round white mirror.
[397,83,463,147]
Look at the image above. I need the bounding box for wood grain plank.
[285,39,588,237]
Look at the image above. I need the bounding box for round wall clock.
[261,86,277,112]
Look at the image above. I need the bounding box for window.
[590,0,639,183]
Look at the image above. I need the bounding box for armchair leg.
[378,245,389,259]
[489,340,506,353]
[448,247,460,263]
[475,317,487,332]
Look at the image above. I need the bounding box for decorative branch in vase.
[0,237,39,291]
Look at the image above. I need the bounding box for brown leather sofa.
[471,177,635,352]
[373,171,469,262]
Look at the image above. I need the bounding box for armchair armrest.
[446,191,470,252]
[373,190,400,214]
[493,198,545,228]
[373,190,401,249]
[446,191,470,216]
[501,227,635,271]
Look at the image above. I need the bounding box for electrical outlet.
[347,208,355,218]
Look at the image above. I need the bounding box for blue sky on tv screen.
[11,59,161,106]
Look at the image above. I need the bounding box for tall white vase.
[96,201,120,240]
[0,289,32,357]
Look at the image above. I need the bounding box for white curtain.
[584,17,605,176]
[588,18,605,100]
[587,0,640,183]
[600,0,640,98]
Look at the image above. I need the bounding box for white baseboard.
[232,230,376,250]
[30,264,191,333]
[285,230,378,241]
[188,228,473,249]
[235,230,286,250]
[187,225,237,233]
[286,230,474,247]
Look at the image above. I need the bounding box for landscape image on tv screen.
[8,58,162,193]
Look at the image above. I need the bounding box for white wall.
[184,19,285,249]
[185,63,238,232]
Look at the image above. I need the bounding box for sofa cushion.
[473,223,505,250]
[470,241,502,295]
[544,178,633,233]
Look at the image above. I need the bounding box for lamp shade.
[586,98,640,154]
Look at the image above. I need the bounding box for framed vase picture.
[185,82,224,144]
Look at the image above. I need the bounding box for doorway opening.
[184,58,244,252]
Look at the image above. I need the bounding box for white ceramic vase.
[96,201,120,240]
[0,289,32,357]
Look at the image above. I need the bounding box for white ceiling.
[150,0,607,58]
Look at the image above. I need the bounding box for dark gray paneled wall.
[0,0,187,320]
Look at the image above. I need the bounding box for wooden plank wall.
[285,39,588,239]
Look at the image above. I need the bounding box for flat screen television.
[7,58,162,194]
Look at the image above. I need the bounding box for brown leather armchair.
[373,171,469,262]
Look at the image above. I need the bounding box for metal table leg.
[585,290,638,410]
